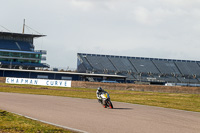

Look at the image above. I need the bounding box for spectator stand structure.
[0,31,126,83]
[77,53,200,85]
[0,32,49,70]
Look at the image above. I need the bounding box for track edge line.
[9,111,88,133]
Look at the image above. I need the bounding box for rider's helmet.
[97,87,103,92]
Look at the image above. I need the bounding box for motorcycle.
[99,92,113,109]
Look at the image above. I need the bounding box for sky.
[1,0,200,70]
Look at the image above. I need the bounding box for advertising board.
[5,77,71,87]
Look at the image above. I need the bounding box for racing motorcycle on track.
[99,92,113,109]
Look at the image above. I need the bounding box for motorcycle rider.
[96,87,107,104]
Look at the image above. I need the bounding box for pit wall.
[0,77,199,94]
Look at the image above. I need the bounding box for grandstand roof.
[0,31,46,38]
[78,53,200,63]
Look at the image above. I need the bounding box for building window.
[61,76,72,80]
[37,75,48,79]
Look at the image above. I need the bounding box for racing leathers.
[96,89,107,104]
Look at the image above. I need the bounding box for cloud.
[132,6,191,25]
[1,0,200,69]
[70,0,95,11]
[133,7,151,25]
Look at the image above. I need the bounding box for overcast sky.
[1,0,200,69]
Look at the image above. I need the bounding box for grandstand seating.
[78,55,92,71]
[85,55,104,71]
[17,41,33,51]
[0,40,19,50]
[177,77,198,83]
[126,74,136,80]
[77,53,200,84]
[108,57,137,72]
[139,75,156,82]
[197,78,200,82]
[152,60,181,75]
[129,58,160,74]
[158,76,178,83]
[85,55,116,72]
[0,40,33,51]
[175,62,200,76]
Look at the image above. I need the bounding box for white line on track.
[10,111,88,133]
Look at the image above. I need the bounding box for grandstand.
[77,53,200,84]
[0,32,49,70]
[0,31,126,83]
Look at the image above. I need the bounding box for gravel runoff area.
[0,92,200,133]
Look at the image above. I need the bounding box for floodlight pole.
[22,19,25,34]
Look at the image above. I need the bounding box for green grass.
[0,109,74,133]
[0,83,200,112]
[0,83,200,132]
[111,92,200,111]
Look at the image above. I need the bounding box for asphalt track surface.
[0,92,200,133]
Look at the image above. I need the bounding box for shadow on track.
[112,108,133,110]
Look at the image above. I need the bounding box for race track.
[0,92,199,133]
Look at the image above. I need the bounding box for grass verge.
[0,83,199,132]
[0,109,74,133]
[0,83,200,112]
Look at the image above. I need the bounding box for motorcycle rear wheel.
[108,101,113,109]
